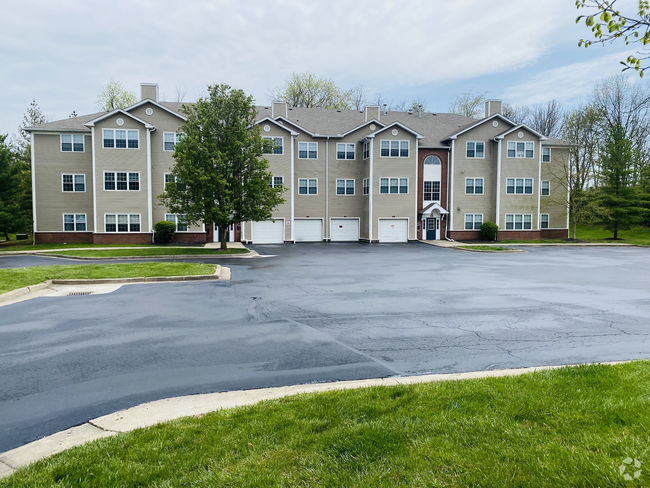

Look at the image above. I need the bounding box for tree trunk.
[221,227,228,250]
[613,222,618,240]
[572,216,577,240]
[3,230,8,241]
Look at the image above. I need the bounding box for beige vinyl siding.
[451,121,510,230]
[129,104,202,233]
[261,125,292,241]
[499,129,541,229]
[33,133,94,232]
[540,146,569,229]
[328,135,364,239]
[371,131,418,240]
[94,114,150,232]
[294,134,325,228]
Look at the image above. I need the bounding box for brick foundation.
[170,232,208,244]
[498,230,542,240]
[541,229,569,239]
[448,230,482,240]
[93,233,154,245]
[34,232,93,244]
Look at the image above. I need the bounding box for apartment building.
[26,83,569,244]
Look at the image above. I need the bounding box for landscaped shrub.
[154,221,176,243]
[480,221,499,241]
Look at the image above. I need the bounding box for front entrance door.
[426,218,438,240]
[214,224,230,243]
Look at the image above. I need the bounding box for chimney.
[364,105,380,122]
[418,104,422,117]
[484,100,502,118]
[140,83,159,102]
[272,101,288,118]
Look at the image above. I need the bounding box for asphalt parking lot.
[1,242,649,453]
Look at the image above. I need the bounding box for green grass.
[43,248,249,257]
[500,224,650,245]
[0,263,217,294]
[0,242,153,252]
[3,362,650,487]
[457,245,515,251]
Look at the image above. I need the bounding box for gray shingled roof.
[28,101,568,147]
[24,111,107,132]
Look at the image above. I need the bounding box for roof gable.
[494,124,548,141]
[366,121,424,140]
[441,113,514,142]
[84,109,154,129]
[254,117,299,136]
[125,99,188,121]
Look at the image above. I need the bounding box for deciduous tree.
[96,78,137,111]
[160,84,286,250]
[448,90,486,118]
[0,135,31,240]
[269,73,352,109]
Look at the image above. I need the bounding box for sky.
[0,0,646,137]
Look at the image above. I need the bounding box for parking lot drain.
[66,292,92,296]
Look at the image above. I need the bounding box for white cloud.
[504,50,641,105]
[0,0,583,134]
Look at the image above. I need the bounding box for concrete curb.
[419,240,641,249]
[0,360,631,479]
[0,266,229,308]
[451,247,524,254]
[30,251,258,260]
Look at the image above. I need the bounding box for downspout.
[291,134,295,242]
[414,140,418,241]
[147,128,154,243]
[325,136,329,241]
[30,132,37,243]
[537,140,542,231]
[91,127,97,235]
[447,139,455,241]
[496,139,502,229]
[369,137,374,243]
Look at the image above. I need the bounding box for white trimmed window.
[465,178,484,195]
[336,179,355,195]
[363,178,369,195]
[103,129,139,149]
[336,143,355,160]
[298,141,318,159]
[298,178,318,195]
[540,214,549,229]
[63,213,86,231]
[541,180,550,196]
[263,136,283,155]
[423,181,440,201]
[542,147,551,163]
[271,176,284,188]
[363,141,370,160]
[466,141,485,158]
[424,155,441,165]
[505,214,533,230]
[380,177,408,194]
[165,213,188,232]
[464,214,483,230]
[105,214,140,233]
[61,134,84,152]
[62,174,85,192]
[380,140,409,157]
[506,178,533,195]
[163,132,181,151]
[507,141,534,159]
[104,171,139,191]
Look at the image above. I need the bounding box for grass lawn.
[0,263,217,294]
[500,224,650,245]
[43,248,249,258]
[457,245,515,252]
[3,362,650,487]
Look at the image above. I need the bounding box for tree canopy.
[448,90,486,118]
[576,0,650,75]
[0,135,31,240]
[96,78,138,111]
[269,72,353,109]
[160,84,285,249]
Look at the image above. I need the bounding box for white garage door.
[251,220,284,243]
[294,219,322,242]
[378,219,408,242]
[330,219,359,241]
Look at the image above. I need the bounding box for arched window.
[424,155,441,165]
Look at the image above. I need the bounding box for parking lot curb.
[0,360,630,479]
[31,251,258,260]
[0,266,228,308]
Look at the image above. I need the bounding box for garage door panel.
[252,220,284,244]
[295,219,322,242]
[378,219,408,242]
[331,219,359,241]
